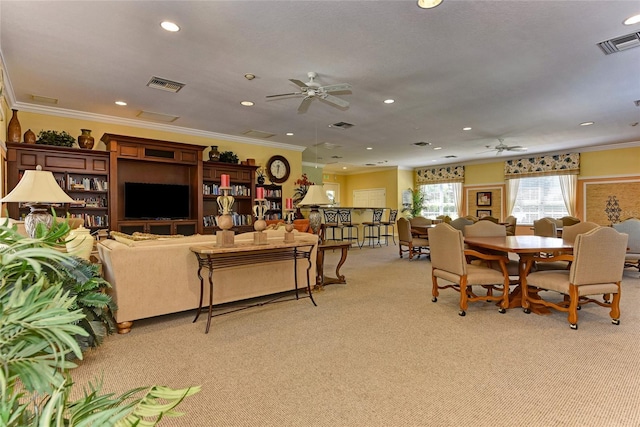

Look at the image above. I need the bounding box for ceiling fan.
[266,72,352,113]
[484,138,527,155]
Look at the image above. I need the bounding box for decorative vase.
[209,145,220,161]
[257,175,265,185]
[7,109,21,143]
[65,225,94,260]
[78,129,95,149]
[23,129,36,144]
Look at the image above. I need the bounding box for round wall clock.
[266,155,290,184]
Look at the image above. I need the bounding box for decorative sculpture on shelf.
[216,174,235,246]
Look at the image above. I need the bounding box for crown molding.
[12,101,306,152]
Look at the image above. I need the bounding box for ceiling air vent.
[365,163,376,166]
[414,141,432,147]
[331,121,354,129]
[444,155,457,159]
[598,32,640,55]
[136,110,179,122]
[242,130,275,139]
[634,100,640,107]
[147,76,185,93]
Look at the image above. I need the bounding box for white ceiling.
[1,1,639,174]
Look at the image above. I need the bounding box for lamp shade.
[298,185,331,207]
[1,165,74,204]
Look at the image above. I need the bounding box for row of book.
[260,188,282,198]
[64,177,108,192]
[68,214,109,228]
[69,196,108,208]
[203,184,251,196]
[203,213,253,227]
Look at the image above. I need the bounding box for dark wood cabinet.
[202,161,258,233]
[256,184,283,220]
[5,143,110,231]
[101,134,205,234]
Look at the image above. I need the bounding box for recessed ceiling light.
[342,167,347,170]
[433,147,442,150]
[624,14,640,25]
[244,73,256,80]
[115,101,127,106]
[462,127,472,131]
[286,132,294,136]
[580,121,594,126]
[417,0,443,9]
[366,147,373,150]
[384,99,395,104]
[160,21,180,32]
[240,101,254,106]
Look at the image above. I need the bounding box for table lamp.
[1,165,75,238]
[298,184,331,235]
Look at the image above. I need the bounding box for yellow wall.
[341,168,397,208]
[464,162,504,185]
[15,111,303,198]
[579,146,640,177]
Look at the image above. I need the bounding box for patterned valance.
[416,166,464,183]
[504,153,579,178]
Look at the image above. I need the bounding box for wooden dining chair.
[464,221,520,277]
[429,223,510,316]
[533,218,558,237]
[521,227,628,329]
[504,215,517,236]
[397,217,429,259]
[612,217,640,275]
[449,217,474,235]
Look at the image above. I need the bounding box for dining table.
[463,235,574,314]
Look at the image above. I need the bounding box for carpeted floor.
[71,243,640,426]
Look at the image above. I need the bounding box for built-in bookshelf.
[257,184,283,220]
[5,143,110,231]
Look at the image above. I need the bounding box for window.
[512,176,569,224]
[418,183,458,219]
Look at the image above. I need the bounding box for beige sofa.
[97,229,318,333]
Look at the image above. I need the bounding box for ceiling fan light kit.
[417,0,443,9]
[266,71,352,113]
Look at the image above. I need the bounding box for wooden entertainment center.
[5,135,266,235]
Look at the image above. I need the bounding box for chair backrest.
[371,208,384,223]
[612,217,640,252]
[570,227,628,285]
[533,218,557,237]
[397,217,413,242]
[337,209,353,225]
[561,216,581,227]
[323,209,339,224]
[409,216,432,227]
[504,215,517,236]
[465,220,507,237]
[449,217,474,234]
[387,209,398,223]
[465,215,479,223]
[540,217,563,228]
[429,223,466,276]
[436,215,452,223]
[562,221,599,244]
[479,216,499,224]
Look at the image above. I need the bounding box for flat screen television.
[124,182,190,219]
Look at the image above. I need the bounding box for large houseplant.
[0,221,199,426]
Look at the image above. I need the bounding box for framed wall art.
[477,209,492,218]
[477,191,492,206]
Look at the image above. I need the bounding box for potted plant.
[401,188,425,218]
[219,150,239,163]
[0,220,199,426]
[36,130,76,147]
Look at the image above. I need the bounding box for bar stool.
[362,208,384,247]
[322,209,341,241]
[380,209,398,245]
[337,209,361,248]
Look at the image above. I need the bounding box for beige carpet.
[71,243,640,426]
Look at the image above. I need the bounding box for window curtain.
[505,178,520,216]
[558,174,577,216]
[452,182,463,218]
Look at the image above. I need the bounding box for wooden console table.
[190,241,315,333]
[316,241,351,289]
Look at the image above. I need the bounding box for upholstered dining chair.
[504,215,517,236]
[322,209,341,241]
[534,222,600,271]
[397,217,429,260]
[409,216,432,238]
[362,208,384,247]
[464,221,520,277]
[478,216,499,224]
[613,217,640,275]
[337,209,361,248]
[380,209,398,245]
[561,216,581,227]
[533,217,558,238]
[449,217,474,235]
[436,215,452,224]
[429,223,510,316]
[521,227,628,329]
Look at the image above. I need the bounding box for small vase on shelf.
[24,129,36,144]
[209,145,220,161]
[78,129,95,149]
[7,109,21,143]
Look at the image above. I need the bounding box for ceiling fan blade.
[320,83,352,93]
[266,92,301,98]
[321,94,349,108]
[297,97,313,113]
[289,79,309,88]
[507,146,527,151]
